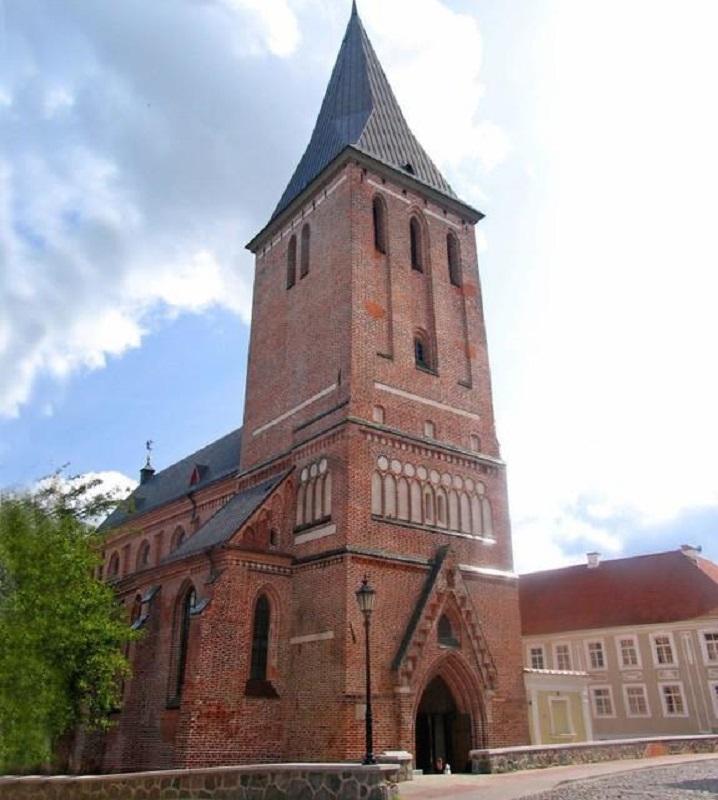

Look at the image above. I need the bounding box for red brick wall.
[83,157,528,774]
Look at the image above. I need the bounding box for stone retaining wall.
[471,734,718,773]
[0,763,400,800]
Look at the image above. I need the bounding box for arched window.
[250,594,270,681]
[438,614,459,648]
[108,552,120,578]
[173,586,196,701]
[130,594,143,627]
[414,331,431,371]
[410,217,423,271]
[136,540,151,570]
[287,235,297,289]
[373,196,387,254]
[300,224,310,278]
[447,233,461,286]
[171,526,186,552]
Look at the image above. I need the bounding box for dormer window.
[189,464,207,487]
[403,162,415,175]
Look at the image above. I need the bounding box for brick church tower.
[87,4,528,775]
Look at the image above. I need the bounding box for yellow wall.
[532,690,588,744]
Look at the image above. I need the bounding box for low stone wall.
[471,734,718,774]
[0,763,400,800]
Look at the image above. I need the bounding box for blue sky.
[1,0,717,572]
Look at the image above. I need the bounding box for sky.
[1,0,717,573]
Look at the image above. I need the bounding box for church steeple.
[272,5,456,220]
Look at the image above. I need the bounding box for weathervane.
[145,439,154,469]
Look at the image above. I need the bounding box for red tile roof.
[520,550,718,636]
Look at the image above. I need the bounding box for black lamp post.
[355,575,377,766]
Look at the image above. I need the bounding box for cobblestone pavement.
[524,759,718,799]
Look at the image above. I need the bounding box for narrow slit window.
[410,217,423,271]
[250,595,270,681]
[447,233,461,286]
[300,224,310,278]
[373,196,387,254]
[414,332,431,371]
[287,235,297,289]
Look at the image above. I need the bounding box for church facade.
[83,5,528,774]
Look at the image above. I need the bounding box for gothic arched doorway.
[415,675,473,774]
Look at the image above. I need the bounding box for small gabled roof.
[164,472,289,562]
[272,5,455,221]
[520,550,718,636]
[99,428,243,532]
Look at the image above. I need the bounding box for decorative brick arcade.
[82,3,529,775]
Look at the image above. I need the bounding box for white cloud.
[503,0,718,568]
[217,0,301,57]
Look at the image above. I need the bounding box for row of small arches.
[372,195,462,287]
[371,472,493,538]
[295,459,333,529]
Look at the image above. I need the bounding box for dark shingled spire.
[272,6,456,220]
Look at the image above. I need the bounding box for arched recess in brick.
[413,649,489,759]
[371,193,394,357]
[167,580,197,706]
[136,539,151,570]
[447,231,473,386]
[406,210,438,373]
[245,584,282,697]
[108,551,120,578]
[295,458,332,531]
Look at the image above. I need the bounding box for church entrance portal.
[415,676,472,774]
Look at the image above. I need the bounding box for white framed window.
[700,630,718,664]
[710,681,718,718]
[585,639,606,670]
[623,684,651,718]
[554,642,572,671]
[659,682,688,717]
[590,686,615,718]
[651,632,677,667]
[528,645,546,670]
[616,634,642,669]
[549,696,573,736]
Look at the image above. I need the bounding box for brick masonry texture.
[470,734,718,773]
[84,156,528,773]
[0,764,400,800]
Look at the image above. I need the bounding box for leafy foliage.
[0,475,135,772]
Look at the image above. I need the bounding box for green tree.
[0,474,135,773]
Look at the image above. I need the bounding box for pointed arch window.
[169,585,196,704]
[287,235,297,289]
[447,232,462,286]
[373,196,387,254]
[410,217,423,271]
[250,594,270,681]
[136,540,151,570]
[300,224,311,278]
[171,526,186,552]
[108,552,120,578]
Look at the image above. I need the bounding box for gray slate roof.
[99,427,243,532]
[164,472,289,562]
[272,5,455,220]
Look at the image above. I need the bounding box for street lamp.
[355,575,377,766]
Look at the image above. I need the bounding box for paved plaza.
[399,754,718,800]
